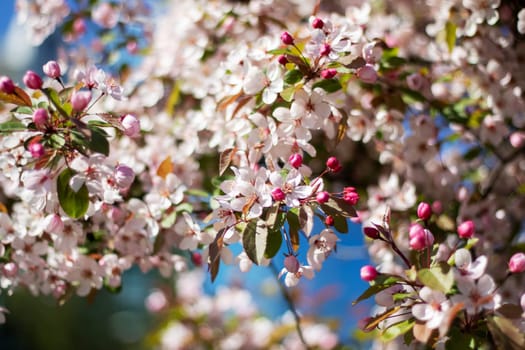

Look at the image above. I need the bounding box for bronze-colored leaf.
[363,306,401,332]
[156,156,174,179]
[208,228,226,283]
[412,322,433,344]
[219,147,236,176]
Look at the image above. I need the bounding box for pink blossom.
[509,253,525,273]
[92,3,118,29]
[71,90,92,111]
[121,114,141,138]
[357,64,377,84]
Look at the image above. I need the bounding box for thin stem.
[269,263,311,350]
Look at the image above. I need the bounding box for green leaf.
[381,319,414,342]
[0,120,26,133]
[417,262,454,293]
[266,48,293,55]
[284,69,303,85]
[86,127,110,156]
[445,327,477,350]
[161,211,177,229]
[445,21,457,53]
[320,197,357,218]
[48,133,66,148]
[264,207,285,259]
[242,220,269,265]
[312,78,342,93]
[43,88,69,119]
[280,85,296,102]
[332,214,348,233]
[57,168,89,219]
[352,275,401,305]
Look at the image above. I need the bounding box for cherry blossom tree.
[1,0,525,348]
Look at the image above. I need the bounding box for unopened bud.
[0,76,16,94]
[42,60,61,79]
[457,220,475,239]
[321,68,337,79]
[326,156,341,172]
[23,70,43,89]
[71,90,92,111]
[288,153,303,168]
[311,17,324,29]
[316,191,330,204]
[271,187,286,202]
[363,227,380,239]
[509,253,525,273]
[28,142,45,158]
[417,202,432,220]
[360,265,378,281]
[32,108,49,127]
[280,31,294,45]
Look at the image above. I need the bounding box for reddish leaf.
[219,147,236,176]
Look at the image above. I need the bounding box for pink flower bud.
[417,202,432,220]
[509,253,525,273]
[319,43,331,56]
[284,255,300,274]
[42,60,61,79]
[121,114,141,138]
[432,201,443,214]
[360,265,378,281]
[343,189,359,205]
[457,220,475,239]
[114,164,135,189]
[32,108,49,127]
[71,90,92,111]
[73,17,86,36]
[316,191,330,204]
[288,153,303,168]
[192,252,203,266]
[0,76,16,94]
[326,156,341,172]
[510,132,525,148]
[325,215,334,226]
[271,187,286,202]
[409,223,424,239]
[408,229,434,250]
[44,214,64,233]
[321,68,337,79]
[357,64,377,84]
[23,70,43,89]
[363,226,379,239]
[312,17,324,29]
[277,54,288,65]
[2,262,18,278]
[280,31,294,45]
[28,142,45,158]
